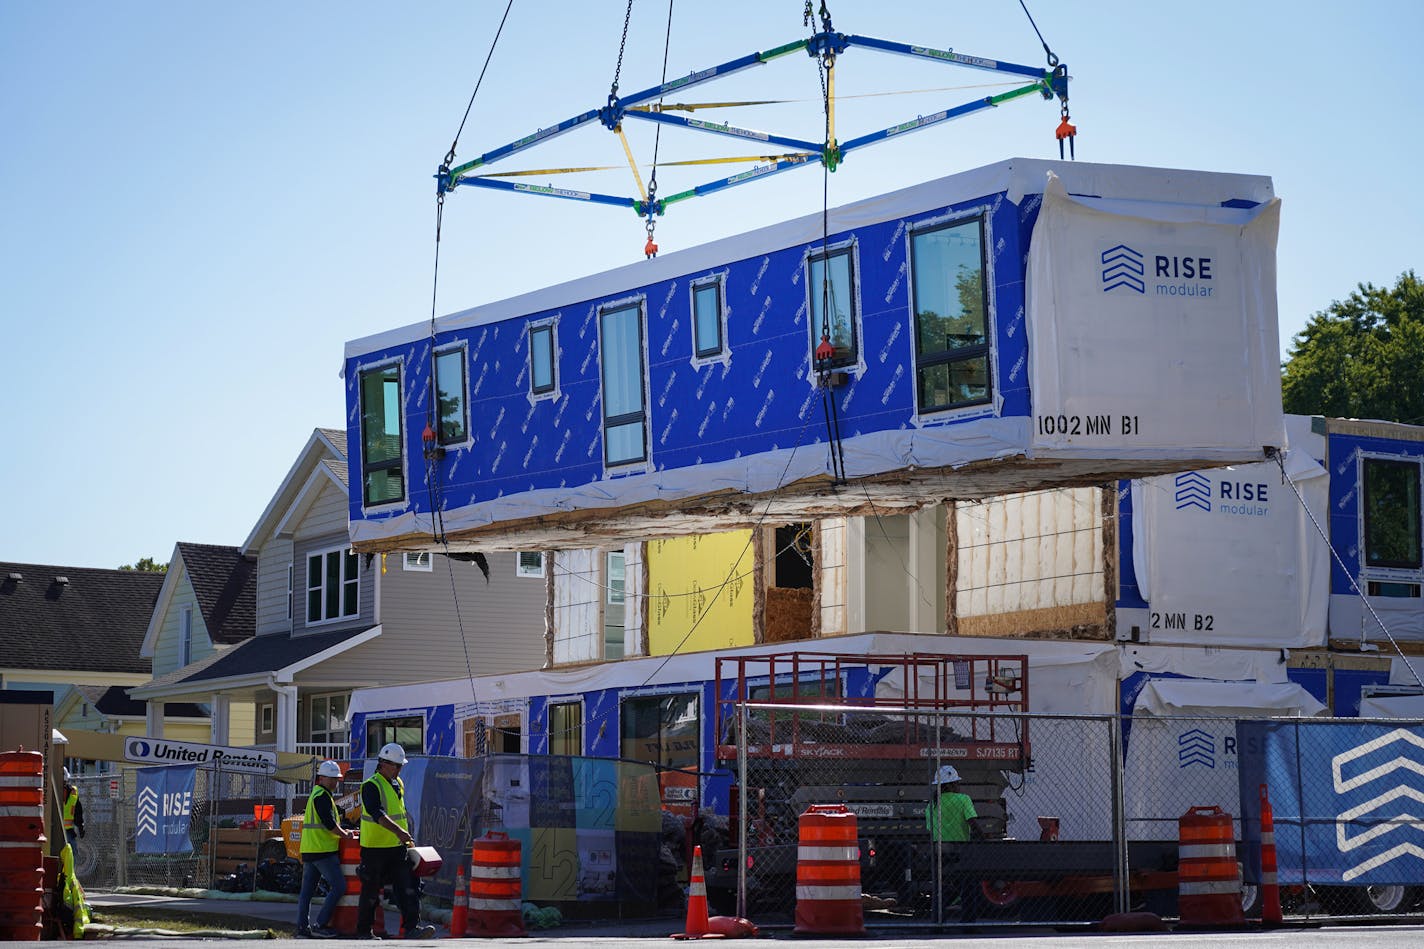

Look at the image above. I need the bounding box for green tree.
[118,556,167,572]
[1281,270,1424,423]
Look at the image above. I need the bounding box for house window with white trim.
[307,547,359,625]
[309,692,350,748]
[286,562,294,620]
[179,606,193,667]
[517,551,545,578]
[403,552,432,572]
[909,216,990,412]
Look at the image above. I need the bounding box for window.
[604,551,626,660]
[517,551,545,578]
[179,606,193,666]
[530,324,556,395]
[691,277,724,358]
[286,562,293,621]
[307,547,359,624]
[910,217,990,412]
[434,347,468,445]
[1368,581,1421,598]
[260,703,274,734]
[599,302,648,466]
[365,715,424,757]
[548,702,583,756]
[360,363,404,505]
[1363,458,1422,569]
[403,552,432,572]
[621,692,699,770]
[309,692,349,746]
[806,245,859,368]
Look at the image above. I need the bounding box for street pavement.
[83,894,1424,945]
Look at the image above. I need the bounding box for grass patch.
[90,904,289,937]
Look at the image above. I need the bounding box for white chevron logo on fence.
[136,785,159,838]
[1331,728,1424,881]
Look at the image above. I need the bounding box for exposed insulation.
[764,586,814,644]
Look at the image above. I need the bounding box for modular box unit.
[343,158,1284,552]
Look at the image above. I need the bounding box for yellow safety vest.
[62,788,79,830]
[300,785,340,855]
[359,772,407,848]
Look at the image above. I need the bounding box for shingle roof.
[318,428,347,458]
[180,626,377,683]
[0,563,164,674]
[174,543,256,645]
[76,684,206,720]
[325,458,349,488]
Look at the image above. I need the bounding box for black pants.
[357,846,419,935]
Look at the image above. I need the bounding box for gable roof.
[173,543,256,645]
[0,563,164,674]
[243,428,347,556]
[181,626,378,683]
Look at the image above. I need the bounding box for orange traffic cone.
[672,845,722,940]
[450,864,468,937]
[1259,784,1282,926]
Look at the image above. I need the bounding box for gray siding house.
[129,428,547,759]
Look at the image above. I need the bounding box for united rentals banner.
[1027,173,1284,460]
[124,736,275,774]
[134,764,197,854]
[1237,720,1424,885]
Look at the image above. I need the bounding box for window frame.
[286,562,294,621]
[179,606,193,667]
[403,552,433,572]
[358,360,406,508]
[516,551,545,578]
[598,299,649,468]
[260,703,274,734]
[620,691,700,770]
[1360,454,1424,572]
[690,274,727,360]
[365,715,424,757]
[433,344,469,447]
[907,213,993,415]
[804,240,862,371]
[547,700,584,756]
[308,691,350,746]
[306,545,360,626]
[529,321,558,397]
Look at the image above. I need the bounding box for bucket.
[253,804,275,827]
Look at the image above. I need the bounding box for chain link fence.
[709,704,1424,926]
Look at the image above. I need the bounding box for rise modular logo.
[1101,244,1145,294]
[1175,472,1212,512]
[1331,728,1424,881]
[1178,728,1217,768]
[1101,243,1215,298]
[135,784,159,837]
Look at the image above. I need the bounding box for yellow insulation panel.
[647,531,754,654]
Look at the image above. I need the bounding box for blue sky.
[2,1,1419,570]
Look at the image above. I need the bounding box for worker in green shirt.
[927,764,983,923]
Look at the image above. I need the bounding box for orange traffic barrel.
[793,804,866,936]
[469,831,525,937]
[1178,806,1244,926]
[331,835,386,937]
[0,752,43,942]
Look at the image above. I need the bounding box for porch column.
[274,685,298,754]
[209,693,231,746]
[144,701,165,739]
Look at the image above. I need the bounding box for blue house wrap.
[343,158,1283,552]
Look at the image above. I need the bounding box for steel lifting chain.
[609,0,635,108]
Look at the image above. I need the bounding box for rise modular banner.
[134,764,196,854]
[1237,720,1424,885]
[1128,438,1330,648]
[415,758,485,901]
[1027,173,1284,461]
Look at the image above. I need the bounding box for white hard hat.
[317,760,345,779]
[377,742,409,766]
[936,764,962,785]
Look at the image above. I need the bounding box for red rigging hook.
[1055,109,1076,160]
[644,236,659,259]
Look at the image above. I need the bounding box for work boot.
[407,923,436,939]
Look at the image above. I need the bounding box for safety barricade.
[331,836,386,937]
[0,752,45,941]
[1178,806,1244,927]
[792,804,866,936]
[469,831,525,937]
[451,864,468,937]
[1258,785,1281,925]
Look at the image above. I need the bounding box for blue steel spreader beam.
[434,30,1068,217]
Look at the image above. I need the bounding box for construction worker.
[927,764,982,923]
[356,743,435,940]
[296,760,354,939]
[61,770,85,848]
